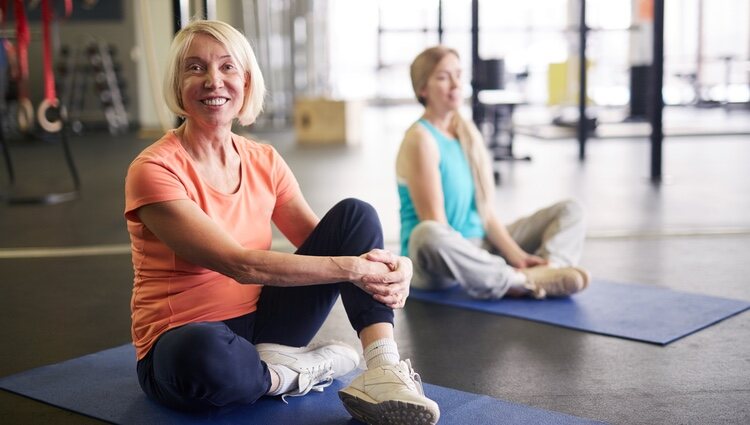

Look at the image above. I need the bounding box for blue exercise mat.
[0,344,606,425]
[409,279,750,345]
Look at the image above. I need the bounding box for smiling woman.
[122,19,438,424]
[178,34,247,127]
[162,21,265,127]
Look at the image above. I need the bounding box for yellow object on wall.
[547,59,594,106]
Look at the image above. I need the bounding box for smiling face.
[179,33,248,129]
[420,53,463,113]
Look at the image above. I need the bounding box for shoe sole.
[338,390,439,425]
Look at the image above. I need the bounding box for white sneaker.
[339,360,440,425]
[257,341,360,401]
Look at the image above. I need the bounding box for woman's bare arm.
[396,125,448,223]
[136,199,387,287]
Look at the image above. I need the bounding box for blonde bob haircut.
[163,19,266,126]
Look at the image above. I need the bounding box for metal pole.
[695,0,703,96]
[577,0,588,160]
[471,0,478,67]
[650,0,665,181]
[438,0,444,44]
[172,0,189,127]
[173,0,189,34]
[471,0,480,127]
[376,4,383,70]
[203,0,216,20]
[0,114,14,184]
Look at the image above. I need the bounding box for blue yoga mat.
[0,344,605,425]
[409,279,750,345]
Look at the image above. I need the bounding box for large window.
[326,0,750,106]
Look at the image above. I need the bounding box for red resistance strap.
[0,0,8,24]
[41,0,56,102]
[14,0,29,94]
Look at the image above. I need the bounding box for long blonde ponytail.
[452,113,495,226]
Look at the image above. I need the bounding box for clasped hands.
[356,249,412,309]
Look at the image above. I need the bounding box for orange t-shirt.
[124,131,300,360]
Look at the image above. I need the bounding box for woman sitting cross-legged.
[125,20,439,425]
[396,45,590,300]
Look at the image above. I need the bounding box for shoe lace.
[395,359,426,396]
[524,280,547,299]
[280,360,334,403]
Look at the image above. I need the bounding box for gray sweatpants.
[408,199,586,299]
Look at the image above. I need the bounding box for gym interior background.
[1,0,749,424]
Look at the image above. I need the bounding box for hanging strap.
[14,0,28,81]
[0,0,8,24]
[14,0,33,131]
[37,0,63,132]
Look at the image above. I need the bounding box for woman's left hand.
[510,252,548,269]
[360,249,412,309]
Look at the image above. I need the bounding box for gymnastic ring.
[37,98,64,133]
[17,98,35,132]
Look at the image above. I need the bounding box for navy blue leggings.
[136,199,395,412]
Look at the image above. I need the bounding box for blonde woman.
[125,20,438,424]
[396,46,590,300]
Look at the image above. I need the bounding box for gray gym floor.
[1,105,749,424]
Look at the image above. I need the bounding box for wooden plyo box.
[294,98,362,145]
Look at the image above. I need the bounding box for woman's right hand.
[353,249,413,309]
[507,250,548,269]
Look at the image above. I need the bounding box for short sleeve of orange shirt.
[124,131,301,359]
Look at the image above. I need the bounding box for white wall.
[133,0,174,132]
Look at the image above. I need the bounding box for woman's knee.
[152,323,266,408]
[157,322,232,356]
[334,198,376,218]
[408,221,461,272]
[332,198,382,232]
[409,220,451,254]
[556,199,585,223]
[156,324,238,381]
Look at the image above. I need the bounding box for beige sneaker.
[521,266,588,299]
[338,360,439,425]
[572,267,591,289]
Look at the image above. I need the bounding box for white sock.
[364,338,400,369]
[507,269,529,296]
[266,364,299,396]
[508,268,528,289]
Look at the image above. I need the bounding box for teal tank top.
[398,119,485,255]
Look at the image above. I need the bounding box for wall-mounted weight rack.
[56,40,129,135]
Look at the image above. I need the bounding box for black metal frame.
[470,0,530,176]
[577,0,588,160]
[575,0,664,182]
[0,119,81,205]
[650,0,665,182]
